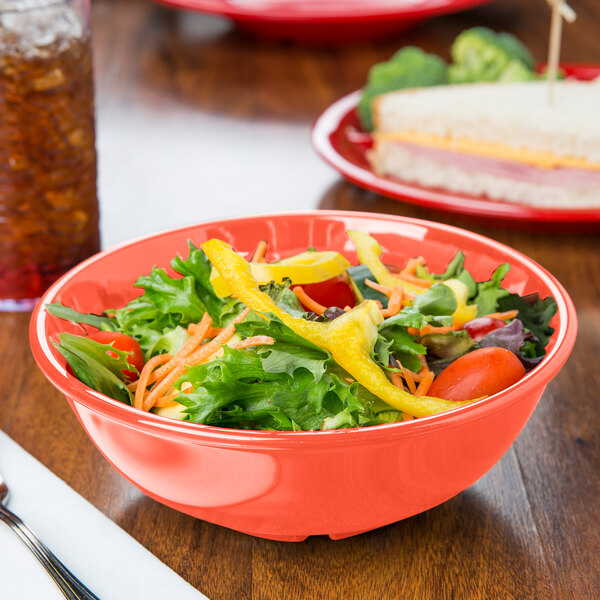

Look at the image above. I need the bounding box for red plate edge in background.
[151,0,495,43]
[311,64,600,230]
[153,0,493,22]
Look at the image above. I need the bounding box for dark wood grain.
[2,0,599,598]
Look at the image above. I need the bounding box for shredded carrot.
[232,335,275,350]
[293,286,326,315]
[365,279,392,298]
[390,371,404,390]
[150,313,213,384]
[345,377,355,384]
[419,325,454,336]
[343,305,352,312]
[402,413,415,421]
[186,307,250,365]
[418,354,430,374]
[399,363,418,394]
[142,308,251,412]
[155,381,193,408]
[397,273,432,288]
[133,354,173,411]
[407,327,420,337]
[173,313,213,358]
[188,323,223,337]
[484,310,519,321]
[154,398,179,409]
[400,256,425,276]
[380,287,404,318]
[251,240,268,263]
[415,370,435,397]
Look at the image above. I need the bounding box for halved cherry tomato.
[428,347,525,401]
[293,276,356,310]
[461,317,506,341]
[88,331,144,381]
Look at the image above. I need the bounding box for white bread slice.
[373,80,600,163]
[369,142,598,208]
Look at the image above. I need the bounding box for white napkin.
[0,430,208,600]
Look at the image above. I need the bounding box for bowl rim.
[30,210,577,446]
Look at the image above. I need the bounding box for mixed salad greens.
[359,27,546,130]
[47,231,557,431]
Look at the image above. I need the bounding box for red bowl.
[30,211,577,541]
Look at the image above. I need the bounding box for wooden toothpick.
[545,0,577,105]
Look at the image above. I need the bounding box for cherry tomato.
[294,276,356,310]
[88,331,144,381]
[428,347,525,401]
[461,317,506,341]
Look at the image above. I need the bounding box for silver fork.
[0,471,100,600]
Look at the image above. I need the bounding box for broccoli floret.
[358,47,448,131]
[448,26,536,84]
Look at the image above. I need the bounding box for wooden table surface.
[2,0,600,598]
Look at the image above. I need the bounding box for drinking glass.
[0,0,99,311]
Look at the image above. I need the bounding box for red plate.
[153,0,494,43]
[311,64,600,230]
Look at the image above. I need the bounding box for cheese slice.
[375,131,600,171]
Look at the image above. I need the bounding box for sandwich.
[367,79,600,208]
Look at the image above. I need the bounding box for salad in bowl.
[46,229,557,432]
[30,212,576,540]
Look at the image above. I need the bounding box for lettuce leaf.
[374,327,425,374]
[112,243,235,357]
[474,263,511,316]
[412,282,457,316]
[175,347,369,431]
[46,302,117,331]
[52,333,132,403]
[432,251,477,297]
[170,241,225,322]
[172,314,401,430]
[260,280,306,318]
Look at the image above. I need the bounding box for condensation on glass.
[0,0,99,311]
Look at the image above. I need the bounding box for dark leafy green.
[497,293,557,355]
[347,265,389,306]
[479,318,543,369]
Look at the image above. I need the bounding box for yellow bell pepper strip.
[347,231,477,327]
[442,279,478,327]
[209,250,351,298]
[346,230,427,297]
[202,239,472,418]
